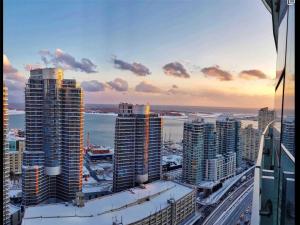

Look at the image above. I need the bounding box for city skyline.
[4,0,276,108]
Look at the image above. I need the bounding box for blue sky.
[4,0,277,108]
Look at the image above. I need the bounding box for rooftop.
[22,180,194,225]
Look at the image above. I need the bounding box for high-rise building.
[182,118,216,185]
[182,118,205,185]
[258,107,275,132]
[241,124,260,162]
[113,103,162,192]
[216,115,242,168]
[3,84,10,225]
[22,68,84,206]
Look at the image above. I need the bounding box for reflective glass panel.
[273,78,284,166]
[276,12,287,82]
[282,5,295,156]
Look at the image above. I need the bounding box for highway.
[219,187,252,225]
[197,177,254,225]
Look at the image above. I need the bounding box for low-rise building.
[22,180,196,225]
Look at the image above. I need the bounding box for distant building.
[3,84,10,225]
[113,103,162,192]
[22,180,196,225]
[258,107,275,132]
[241,124,260,162]
[8,129,25,177]
[216,115,242,168]
[22,68,84,206]
[282,116,295,156]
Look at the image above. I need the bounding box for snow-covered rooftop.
[162,154,182,166]
[22,180,194,225]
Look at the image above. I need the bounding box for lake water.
[8,113,257,147]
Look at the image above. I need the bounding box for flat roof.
[22,180,194,225]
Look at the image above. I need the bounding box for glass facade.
[251,1,295,225]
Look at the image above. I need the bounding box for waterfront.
[8,112,257,147]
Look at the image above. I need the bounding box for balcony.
[251,121,295,225]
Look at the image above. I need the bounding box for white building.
[205,154,224,182]
[22,180,196,225]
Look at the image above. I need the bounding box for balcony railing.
[251,121,295,225]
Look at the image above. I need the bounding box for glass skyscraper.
[113,103,162,192]
[216,115,242,169]
[22,68,84,205]
[251,0,295,224]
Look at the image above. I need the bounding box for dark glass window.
[275,12,287,82]
[282,5,295,155]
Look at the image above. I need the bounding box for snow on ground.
[22,180,194,225]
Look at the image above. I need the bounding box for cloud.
[239,69,268,79]
[81,80,106,92]
[107,78,128,92]
[201,65,233,81]
[3,54,25,82]
[163,62,190,78]
[3,54,26,103]
[38,49,98,73]
[113,57,151,76]
[135,81,162,93]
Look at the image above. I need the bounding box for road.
[197,177,254,225]
[220,188,252,225]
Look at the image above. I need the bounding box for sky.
[3,0,277,109]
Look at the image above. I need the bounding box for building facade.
[216,115,242,168]
[258,107,275,132]
[22,68,84,206]
[205,154,224,182]
[251,1,295,224]
[3,84,10,225]
[241,124,260,162]
[182,118,205,185]
[8,129,25,177]
[113,103,162,192]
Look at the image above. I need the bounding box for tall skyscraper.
[22,68,84,206]
[182,118,216,185]
[241,124,260,162]
[113,103,162,192]
[3,84,10,225]
[258,107,275,132]
[216,115,242,168]
[182,118,205,185]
